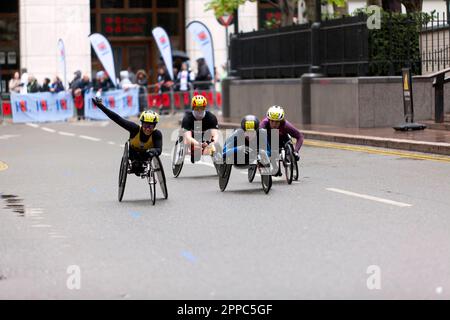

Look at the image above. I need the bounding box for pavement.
[215,115,450,156]
[1,116,450,299]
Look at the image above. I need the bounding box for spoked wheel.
[172,137,185,178]
[152,156,168,199]
[293,158,299,181]
[260,171,272,194]
[283,144,294,185]
[248,164,257,183]
[219,164,232,192]
[118,142,129,202]
[211,143,223,176]
[148,167,156,206]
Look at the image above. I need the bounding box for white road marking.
[31,217,45,220]
[79,135,101,142]
[0,134,20,140]
[161,152,171,157]
[107,141,116,145]
[41,127,56,133]
[326,188,413,207]
[436,287,443,294]
[25,123,39,128]
[100,121,109,127]
[32,224,52,228]
[50,235,68,239]
[58,131,76,137]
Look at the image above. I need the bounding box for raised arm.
[92,97,139,134]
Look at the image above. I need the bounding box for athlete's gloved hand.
[293,152,300,161]
[92,96,103,106]
[146,149,157,158]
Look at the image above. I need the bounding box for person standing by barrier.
[50,76,64,93]
[136,69,148,112]
[8,71,21,94]
[156,65,173,94]
[40,78,51,92]
[74,74,91,120]
[70,71,83,120]
[175,62,192,92]
[27,75,40,93]
[194,58,212,90]
[20,68,28,94]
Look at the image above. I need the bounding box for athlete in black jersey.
[92,97,163,175]
[180,94,219,157]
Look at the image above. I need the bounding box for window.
[157,13,179,36]
[157,0,178,8]
[101,0,124,8]
[90,13,96,33]
[129,0,151,8]
[0,19,18,41]
[101,14,152,37]
[0,0,18,13]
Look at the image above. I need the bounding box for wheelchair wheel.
[293,158,299,181]
[260,171,272,194]
[148,167,156,206]
[219,164,232,192]
[153,156,168,199]
[283,144,294,185]
[118,142,129,202]
[172,137,185,178]
[211,143,223,176]
[248,164,257,183]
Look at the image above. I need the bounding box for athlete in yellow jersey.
[92,97,163,176]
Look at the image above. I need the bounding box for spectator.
[119,70,136,90]
[73,74,91,120]
[40,78,51,92]
[156,65,173,93]
[8,71,21,94]
[93,71,115,95]
[27,75,40,93]
[136,69,148,112]
[127,66,136,84]
[194,57,212,90]
[50,76,64,93]
[175,62,191,92]
[69,70,82,93]
[20,68,28,94]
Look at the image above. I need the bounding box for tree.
[367,0,423,14]
[401,0,422,13]
[206,0,348,27]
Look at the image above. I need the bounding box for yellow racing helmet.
[139,110,159,124]
[266,105,285,121]
[191,94,208,109]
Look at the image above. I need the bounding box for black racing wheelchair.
[118,141,168,205]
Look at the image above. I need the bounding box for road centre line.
[58,131,76,137]
[25,123,39,128]
[41,127,56,133]
[79,135,101,142]
[326,187,412,207]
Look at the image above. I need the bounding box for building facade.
[1,0,448,93]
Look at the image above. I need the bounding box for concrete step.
[421,120,450,131]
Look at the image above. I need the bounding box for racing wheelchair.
[172,135,222,178]
[118,141,168,205]
[219,146,273,194]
